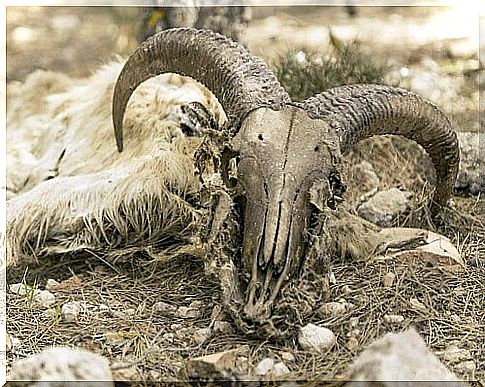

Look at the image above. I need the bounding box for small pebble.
[298,323,336,353]
[382,272,396,288]
[98,304,110,313]
[153,301,177,315]
[42,308,58,319]
[454,360,476,375]
[280,351,295,362]
[236,356,250,374]
[342,285,352,294]
[347,337,359,351]
[113,308,135,319]
[10,283,28,295]
[254,358,275,376]
[112,366,139,381]
[409,297,427,311]
[176,306,200,318]
[162,333,175,343]
[318,301,347,317]
[440,345,472,363]
[62,302,81,323]
[6,334,21,353]
[192,328,211,345]
[272,362,290,377]
[45,279,60,291]
[34,290,56,307]
[213,321,234,334]
[189,300,204,309]
[10,283,56,307]
[383,314,404,324]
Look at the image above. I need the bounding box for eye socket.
[258,134,264,141]
[314,145,320,152]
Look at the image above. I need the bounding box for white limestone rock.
[61,301,81,323]
[357,188,412,227]
[45,278,60,291]
[298,323,336,353]
[9,347,113,386]
[185,346,250,379]
[348,328,464,385]
[253,358,290,378]
[153,301,177,315]
[382,272,396,288]
[318,301,348,317]
[34,290,56,307]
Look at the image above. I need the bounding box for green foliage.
[24,280,38,308]
[273,41,391,101]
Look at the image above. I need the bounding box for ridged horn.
[299,84,459,210]
[112,28,290,151]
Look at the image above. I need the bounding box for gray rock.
[153,301,177,315]
[9,283,56,307]
[348,328,464,385]
[298,323,336,353]
[45,279,60,291]
[254,358,275,376]
[61,301,81,322]
[272,362,290,378]
[280,351,295,362]
[318,301,347,317]
[192,328,212,345]
[357,188,412,227]
[185,346,250,379]
[162,332,175,343]
[34,290,56,307]
[10,283,28,295]
[189,300,205,309]
[99,304,110,313]
[409,297,427,312]
[9,347,113,386]
[382,272,396,288]
[454,360,476,376]
[176,306,201,318]
[438,344,472,364]
[347,337,359,352]
[111,365,139,382]
[213,321,234,334]
[383,314,404,324]
[455,132,484,195]
[253,358,290,378]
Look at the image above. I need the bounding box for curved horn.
[113,28,290,151]
[299,84,459,211]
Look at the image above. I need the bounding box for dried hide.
[6,61,226,265]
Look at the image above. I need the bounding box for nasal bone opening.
[270,201,284,262]
[255,212,292,307]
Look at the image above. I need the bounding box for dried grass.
[7,19,484,385]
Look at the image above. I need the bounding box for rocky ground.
[6,5,484,384]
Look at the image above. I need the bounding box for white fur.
[6,60,226,265]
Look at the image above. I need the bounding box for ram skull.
[112,28,459,337]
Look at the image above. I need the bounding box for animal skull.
[111,28,459,335]
[230,107,340,322]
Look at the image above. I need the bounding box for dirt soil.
[6,5,484,384]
